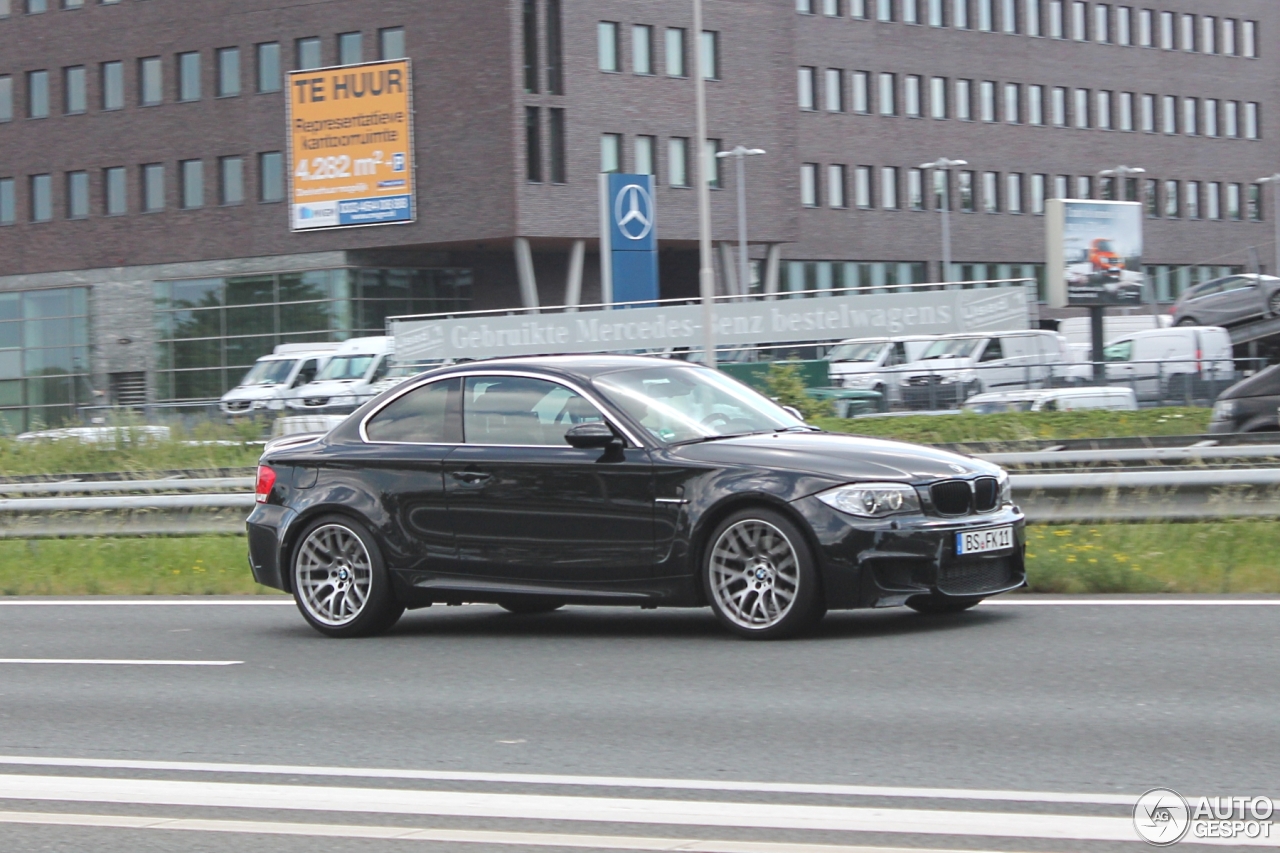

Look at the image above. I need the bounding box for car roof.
[426,354,702,381]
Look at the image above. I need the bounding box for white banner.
[391,286,1032,362]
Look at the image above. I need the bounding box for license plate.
[956,526,1013,556]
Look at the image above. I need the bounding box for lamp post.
[919,158,967,284]
[717,146,766,299]
[1097,165,1145,201]
[1257,174,1280,278]
[693,0,716,368]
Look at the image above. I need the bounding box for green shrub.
[764,363,834,420]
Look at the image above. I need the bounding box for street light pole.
[1257,174,1280,278]
[717,146,766,299]
[693,0,716,368]
[919,158,967,284]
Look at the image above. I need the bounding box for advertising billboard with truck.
[286,59,415,231]
[1046,199,1145,307]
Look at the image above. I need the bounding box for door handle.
[450,470,492,485]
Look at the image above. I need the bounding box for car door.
[1186,279,1230,324]
[444,374,654,588]
[1212,277,1259,325]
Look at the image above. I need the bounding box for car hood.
[289,379,367,397]
[828,362,883,374]
[221,385,282,402]
[1219,364,1280,400]
[669,430,1001,484]
[901,358,971,374]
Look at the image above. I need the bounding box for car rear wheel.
[1176,317,1198,327]
[703,508,824,639]
[498,598,565,615]
[1269,292,1280,317]
[907,595,982,614]
[291,515,404,638]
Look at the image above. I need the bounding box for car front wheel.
[291,515,404,638]
[702,508,825,639]
[1176,317,1198,327]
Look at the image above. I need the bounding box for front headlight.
[940,371,975,385]
[843,373,875,387]
[998,471,1012,506]
[1212,400,1236,421]
[816,483,921,518]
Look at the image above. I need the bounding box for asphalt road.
[0,596,1275,852]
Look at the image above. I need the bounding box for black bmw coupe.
[247,355,1025,639]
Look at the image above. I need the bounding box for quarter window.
[463,376,605,447]
[366,378,461,443]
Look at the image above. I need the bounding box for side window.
[978,338,1004,362]
[365,378,461,443]
[1041,398,1059,412]
[464,376,605,446]
[294,359,317,387]
[1103,340,1133,362]
[892,343,907,365]
[372,356,392,381]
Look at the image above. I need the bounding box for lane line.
[0,810,1022,853]
[0,659,242,667]
[0,755,1143,806]
[982,599,1280,606]
[0,773,1239,845]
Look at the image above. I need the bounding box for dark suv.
[1209,364,1280,434]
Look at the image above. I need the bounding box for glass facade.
[152,267,472,401]
[1144,264,1243,302]
[783,261,930,294]
[0,287,91,434]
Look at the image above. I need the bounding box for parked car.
[962,387,1138,414]
[1101,326,1234,403]
[1170,274,1280,328]
[824,336,935,400]
[220,344,339,415]
[896,330,1074,409]
[1209,364,1280,434]
[248,355,1025,640]
[284,336,394,414]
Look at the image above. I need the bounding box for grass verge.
[1,523,1276,596]
[0,422,264,479]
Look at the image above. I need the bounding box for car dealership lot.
[0,597,1275,852]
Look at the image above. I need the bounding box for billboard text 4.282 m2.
[287,59,414,231]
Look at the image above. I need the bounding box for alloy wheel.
[708,519,800,630]
[294,524,373,627]
[1270,291,1280,317]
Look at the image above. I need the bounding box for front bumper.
[792,497,1027,609]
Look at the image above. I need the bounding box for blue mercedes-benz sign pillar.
[605,173,659,306]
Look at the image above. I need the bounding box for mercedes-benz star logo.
[614,183,654,241]
[1133,788,1191,846]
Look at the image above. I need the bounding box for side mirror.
[564,422,620,449]
[782,405,804,421]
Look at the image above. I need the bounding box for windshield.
[962,400,1035,414]
[1094,240,1115,253]
[594,366,805,444]
[237,359,295,387]
[316,354,376,381]
[825,342,884,363]
[920,338,981,360]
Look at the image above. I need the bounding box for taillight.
[255,465,277,503]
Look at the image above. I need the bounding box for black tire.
[498,598,566,615]
[290,514,404,638]
[906,595,982,614]
[701,507,825,640]
[1176,317,1198,327]
[1269,291,1280,317]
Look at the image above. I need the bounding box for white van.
[284,336,394,414]
[1056,314,1171,347]
[962,386,1138,414]
[824,336,935,398]
[896,330,1073,408]
[219,344,339,415]
[1102,325,1234,402]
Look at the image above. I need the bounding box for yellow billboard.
[286,59,414,231]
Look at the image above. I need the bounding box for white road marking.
[3,773,1269,846]
[0,755,1143,806]
[982,599,1280,606]
[0,810,1020,853]
[0,659,241,666]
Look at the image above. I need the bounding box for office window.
[523,0,538,92]
[379,27,406,60]
[546,0,563,94]
[1161,95,1176,134]
[881,167,898,209]
[823,0,841,16]
[704,140,722,189]
[141,163,164,212]
[66,171,88,219]
[1048,0,1062,37]
[30,174,52,222]
[633,25,653,74]
[951,0,966,29]
[180,160,203,209]
[798,67,816,110]
[878,73,895,115]
[332,32,361,68]
[1207,182,1221,220]
[600,133,621,174]
[979,0,994,31]
[26,0,46,10]
[1055,174,1069,199]
[669,138,689,187]
[525,108,543,182]
[1222,19,1236,55]
[1002,0,1017,33]
[1249,185,1263,221]
[928,0,944,27]
[1096,90,1110,129]
[700,31,718,80]
[1186,181,1200,219]
[634,135,655,178]
[0,179,12,226]
[1051,87,1066,126]
[1201,16,1215,54]
[825,68,844,112]
[1141,93,1155,132]
[908,168,925,210]
[104,167,125,215]
[955,79,971,120]
[27,70,49,118]
[958,171,974,212]
[905,75,921,117]
[256,43,281,93]
[983,171,999,212]
[828,164,846,208]
[852,71,869,113]
[63,66,85,114]
[1183,98,1197,136]
[177,51,200,102]
[1162,180,1178,217]
[980,81,996,122]
[1003,83,1019,123]
[64,0,82,7]
[665,28,686,77]
[1031,173,1046,213]
[800,163,819,207]
[1227,183,1241,220]
[1116,6,1131,44]
[1246,103,1259,140]
[903,0,918,24]
[1242,20,1256,58]
[1071,1,1086,40]
[1159,11,1173,49]
[137,57,161,105]
[0,77,13,123]
[1028,84,1043,125]
[1204,99,1218,137]
[549,108,566,183]
[598,22,619,71]
[216,48,240,97]
[1138,8,1152,46]
[259,152,283,202]
[850,0,867,18]
[933,170,949,211]
[1180,13,1195,51]
[1007,173,1023,213]
[296,37,321,70]
[1076,176,1092,199]
[1025,0,1042,35]
[219,156,243,205]
[1118,92,1133,131]
[876,0,892,21]
[1225,101,1238,138]
[1143,178,1158,216]
[930,77,947,118]
[854,166,872,208]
